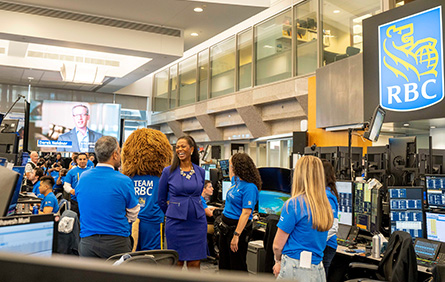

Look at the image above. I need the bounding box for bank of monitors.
[0,214,55,256]
[354,182,372,232]
[426,212,445,242]
[219,160,229,179]
[426,175,445,209]
[389,187,424,238]
[222,181,232,201]
[337,181,353,225]
[202,164,216,181]
[419,149,445,175]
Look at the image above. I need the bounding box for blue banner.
[379,6,444,111]
[37,140,72,148]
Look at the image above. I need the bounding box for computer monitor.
[202,164,217,181]
[219,160,229,178]
[258,190,290,216]
[20,152,30,166]
[337,181,353,225]
[363,106,385,142]
[426,175,445,209]
[0,214,55,256]
[426,212,445,242]
[0,166,20,217]
[389,187,424,238]
[414,238,441,261]
[0,119,19,133]
[222,180,232,201]
[6,166,24,216]
[258,167,292,193]
[354,182,372,232]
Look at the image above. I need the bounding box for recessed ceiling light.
[27,76,34,80]
[403,123,410,127]
[191,32,199,37]
[333,10,340,14]
[431,126,437,129]
[194,7,203,12]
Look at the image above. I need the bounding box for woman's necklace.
[180,166,195,180]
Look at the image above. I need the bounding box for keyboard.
[417,258,437,268]
[337,239,350,247]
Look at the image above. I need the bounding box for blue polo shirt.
[40,192,59,213]
[76,165,139,238]
[33,181,43,199]
[65,166,90,201]
[131,175,164,223]
[223,176,258,220]
[87,159,94,168]
[201,196,208,209]
[277,196,328,265]
[326,188,339,249]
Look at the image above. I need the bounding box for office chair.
[345,231,417,282]
[432,264,445,282]
[107,250,179,266]
[334,46,361,62]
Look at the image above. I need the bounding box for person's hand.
[70,189,75,195]
[230,235,239,252]
[273,261,281,277]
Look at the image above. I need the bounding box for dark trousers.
[218,215,250,271]
[323,245,337,277]
[70,199,79,219]
[79,234,132,259]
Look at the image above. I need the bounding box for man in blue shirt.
[39,176,59,214]
[64,152,90,217]
[31,168,44,199]
[76,136,139,259]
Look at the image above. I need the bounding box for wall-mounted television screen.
[29,101,121,153]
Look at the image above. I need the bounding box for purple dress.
[158,164,207,261]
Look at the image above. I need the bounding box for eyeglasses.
[73,114,89,118]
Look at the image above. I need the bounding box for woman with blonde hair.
[272,156,333,281]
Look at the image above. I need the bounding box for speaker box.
[211,145,221,159]
[293,131,307,154]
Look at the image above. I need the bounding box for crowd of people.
[23,128,340,281]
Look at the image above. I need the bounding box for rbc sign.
[379,6,444,111]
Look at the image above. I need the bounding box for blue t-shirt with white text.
[223,176,258,220]
[131,175,164,223]
[40,192,59,213]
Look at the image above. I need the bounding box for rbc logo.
[379,6,444,111]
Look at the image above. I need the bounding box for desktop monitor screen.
[222,181,232,201]
[426,175,445,208]
[426,212,445,243]
[363,106,385,142]
[354,182,372,232]
[219,160,229,178]
[7,166,24,216]
[258,167,292,193]
[0,166,19,217]
[389,187,424,238]
[0,214,55,256]
[337,181,353,225]
[258,190,290,216]
[21,152,29,166]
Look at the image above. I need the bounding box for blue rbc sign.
[379,6,444,111]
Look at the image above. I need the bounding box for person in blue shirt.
[64,152,90,217]
[219,153,261,271]
[76,136,139,259]
[121,128,172,251]
[31,168,45,199]
[202,180,216,217]
[321,160,339,278]
[272,156,334,282]
[39,176,59,214]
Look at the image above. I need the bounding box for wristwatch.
[233,231,240,236]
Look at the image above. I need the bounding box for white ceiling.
[0,0,268,93]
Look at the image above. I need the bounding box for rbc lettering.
[386,79,437,104]
[135,186,153,196]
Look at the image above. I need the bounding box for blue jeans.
[278,254,326,282]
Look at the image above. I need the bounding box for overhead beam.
[236,105,271,138]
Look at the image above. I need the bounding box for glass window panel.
[321,0,381,65]
[295,0,317,76]
[153,70,168,112]
[255,9,292,86]
[169,65,178,109]
[178,55,197,106]
[238,29,252,90]
[198,50,209,101]
[210,37,235,98]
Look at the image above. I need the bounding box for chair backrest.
[346,46,360,56]
[377,231,417,282]
[107,250,179,266]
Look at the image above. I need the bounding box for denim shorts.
[277,254,326,282]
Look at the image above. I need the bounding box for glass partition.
[153,70,168,112]
[169,65,178,109]
[255,9,293,86]
[295,0,317,75]
[210,37,235,98]
[321,0,381,65]
[178,55,197,106]
[198,49,209,102]
[238,29,252,90]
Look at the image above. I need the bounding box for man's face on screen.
[72,106,90,130]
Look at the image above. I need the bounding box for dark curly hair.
[231,153,262,190]
[170,135,199,172]
[322,159,338,200]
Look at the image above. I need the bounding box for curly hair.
[231,153,262,190]
[121,128,172,178]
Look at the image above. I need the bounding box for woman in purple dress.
[158,135,207,269]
